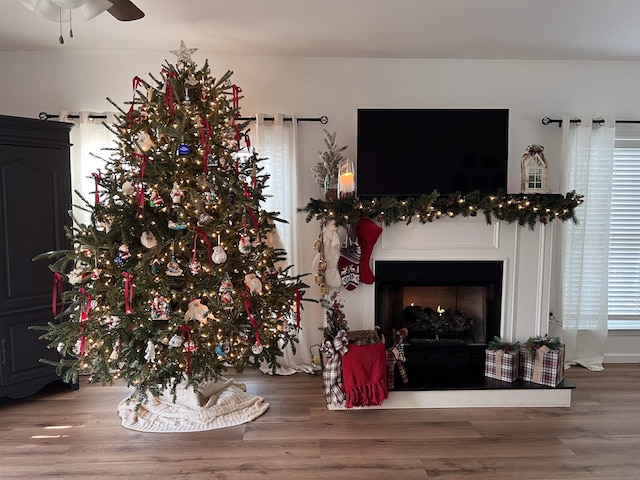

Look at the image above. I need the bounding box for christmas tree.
[36,42,309,403]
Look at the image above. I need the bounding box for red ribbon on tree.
[127,76,144,127]
[193,226,213,267]
[122,272,134,314]
[52,272,64,315]
[242,292,261,346]
[92,172,102,206]
[181,324,192,374]
[78,287,92,356]
[162,68,178,117]
[135,182,145,219]
[294,287,302,330]
[200,119,212,175]
[134,152,151,179]
[231,84,242,158]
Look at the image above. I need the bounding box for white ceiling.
[2,0,640,60]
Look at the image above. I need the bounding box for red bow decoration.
[242,292,261,346]
[162,68,178,117]
[294,287,302,331]
[127,76,144,127]
[134,152,151,179]
[122,272,134,314]
[92,172,102,206]
[78,287,92,356]
[52,272,64,316]
[231,84,242,154]
[135,182,145,219]
[193,226,213,268]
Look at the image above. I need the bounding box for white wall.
[2,51,639,362]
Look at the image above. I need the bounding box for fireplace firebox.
[375,260,503,388]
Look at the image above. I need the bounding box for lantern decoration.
[521,145,549,194]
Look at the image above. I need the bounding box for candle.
[339,172,355,198]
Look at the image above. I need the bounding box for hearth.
[375,260,503,389]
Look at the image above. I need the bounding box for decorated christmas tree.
[36,42,308,403]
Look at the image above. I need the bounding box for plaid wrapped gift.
[485,349,519,383]
[519,345,565,387]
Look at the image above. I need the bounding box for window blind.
[609,123,640,329]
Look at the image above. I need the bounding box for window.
[527,167,543,190]
[608,123,640,329]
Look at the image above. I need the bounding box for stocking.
[356,218,383,284]
[338,225,361,291]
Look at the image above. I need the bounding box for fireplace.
[375,260,504,389]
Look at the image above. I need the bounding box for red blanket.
[341,342,389,408]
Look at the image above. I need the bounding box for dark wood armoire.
[0,115,72,398]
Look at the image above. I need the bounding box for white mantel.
[359,216,554,343]
[331,216,572,409]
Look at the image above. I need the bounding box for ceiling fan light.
[34,1,71,22]
[50,0,87,8]
[79,0,113,21]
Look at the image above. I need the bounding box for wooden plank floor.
[1,364,640,479]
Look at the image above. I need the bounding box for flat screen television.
[356,108,509,198]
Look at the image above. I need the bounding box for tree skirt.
[118,377,269,432]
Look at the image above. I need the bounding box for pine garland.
[300,190,583,229]
[487,336,521,353]
[523,335,563,357]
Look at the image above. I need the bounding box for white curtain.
[558,116,615,371]
[252,114,316,375]
[60,111,117,226]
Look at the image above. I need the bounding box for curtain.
[252,114,316,375]
[558,116,615,371]
[60,111,117,226]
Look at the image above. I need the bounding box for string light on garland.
[300,190,584,229]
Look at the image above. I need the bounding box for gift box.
[519,344,565,387]
[485,349,519,383]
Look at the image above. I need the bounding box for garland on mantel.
[300,190,584,229]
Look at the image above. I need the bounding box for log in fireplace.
[375,260,503,388]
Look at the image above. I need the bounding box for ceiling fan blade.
[107,0,145,21]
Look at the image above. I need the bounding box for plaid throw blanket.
[341,342,388,408]
[320,330,349,405]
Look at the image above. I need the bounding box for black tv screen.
[356,109,509,197]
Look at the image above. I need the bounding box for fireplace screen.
[375,261,503,344]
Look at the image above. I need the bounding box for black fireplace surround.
[375,260,504,389]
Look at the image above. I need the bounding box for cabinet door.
[0,119,72,397]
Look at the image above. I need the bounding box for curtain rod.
[38,112,328,124]
[541,116,640,127]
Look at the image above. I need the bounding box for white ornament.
[122,180,135,196]
[140,231,157,249]
[170,182,183,204]
[109,340,121,361]
[67,266,85,284]
[134,131,154,153]
[183,298,211,325]
[211,245,227,264]
[189,260,201,275]
[244,272,263,294]
[252,344,264,354]
[238,234,251,254]
[144,340,156,362]
[168,334,183,348]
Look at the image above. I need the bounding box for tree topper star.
[170,40,198,67]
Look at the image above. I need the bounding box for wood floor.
[1,364,640,479]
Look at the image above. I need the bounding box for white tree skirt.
[118,377,269,432]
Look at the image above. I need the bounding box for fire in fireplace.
[375,260,504,388]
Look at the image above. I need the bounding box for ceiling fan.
[18,0,144,23]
